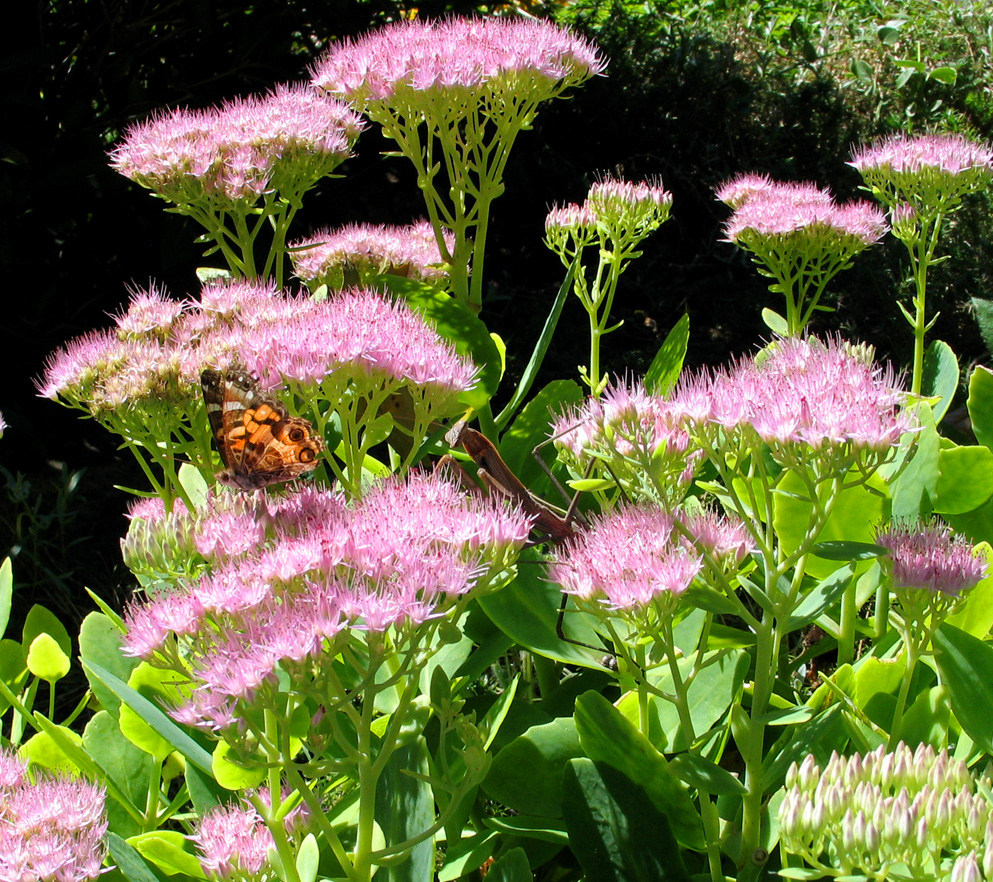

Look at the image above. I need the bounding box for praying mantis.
[441,419,587,542]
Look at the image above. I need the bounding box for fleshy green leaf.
[933,623,993,754]
[934,444,993,514]
[477,551,605,669]
[26,632,70,682]
[483,717,583,817]
[562,758,692,882]
[575,691,704,850]
[922,340,959,423]
[130,831,206,878]
[0,558,11,639]
[23,605,71,661]
[968,365,993,450]
[645,313,689,395]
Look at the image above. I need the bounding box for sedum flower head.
[0,750,110,882]
[717,176,887,335]
[548,504,702,617]
[290,220,455,291]
[550,377,697,507]
[876,520,986,597]
[546,175,672,252]
[674,336,913,461]
[122,475,531,732]
[850,133,993,216]
[721,179,887,249]
[110,84,363,209]
[780,743,993,880]
[311,17,604,110]
[193,801,274,881]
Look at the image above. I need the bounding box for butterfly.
[200,367,324,491]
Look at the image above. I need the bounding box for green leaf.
[645,313,689,395]
[929,65,958,85]
[761,308,789,336]
[934,444,993,514]
[296,835,319,882]
[773,469,885,580]
[484,815,570,844]
[106,833,164,882]
[0,558,11,639]
[84,661,214,775]
[20,724,84,773]
[890,409,940,519]
[967,365,993,450]
[787,565,855,631]
[809,541,885,561]
[971,297,993,357]
[212,739,266,790]
[482,717,583,817]
[438,831,498,881]
[26,632,70,682]
[922,340,959,423]
[82,711,149,824]
[494,261,574,431]
[79,612,139,716]
[23,605,71,661]
[117,662,193,762]
[575,691,704,850]
[130,831,206,878]
[484,848,533,882]
[933,623,993,754]
[562,758,692,882]
[477,551,605,668]
[668,753,747,796]
[376,741,434,882]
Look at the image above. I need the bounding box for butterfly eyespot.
[288,427,306,442]
[299,448,316,463]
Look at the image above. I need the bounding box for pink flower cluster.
[312,17,605,105]
[555,337,911,474]
[850,133,993,177]
[546,175,672,237]
[122,474,531,731]
[290,220,455,288]
[0,750,109,882]
[876,520,987,596]
[192,790,311,881]
[110,84,363,206]
[718,175,888,246]
[548,504,750,612]
[193,802,274,880]
[676,337,912,452]
[38,280,476,415]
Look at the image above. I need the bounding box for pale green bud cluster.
[121,500,203,591]
[779,744,993,881]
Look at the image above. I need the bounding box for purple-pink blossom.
[312,17,604,105]
[290,220,455,288]
[674,336,912,453]
[110,84,363,206]
[38,280,477,417]
[850,133,993,178]
[0,753,109,882]
[876,521,987,596]
[721,180,887,246]
[549,505,703,612]
[193,802,274,880]
[122,475,531,731]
